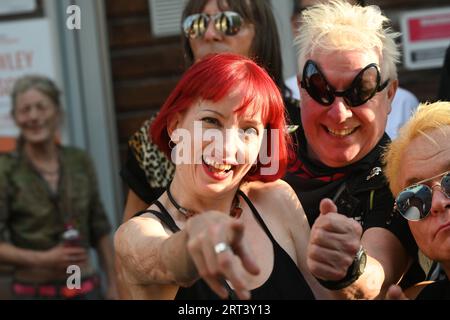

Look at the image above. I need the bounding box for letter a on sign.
[66,265,81,289]
[66,5,81,30]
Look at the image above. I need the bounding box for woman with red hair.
[114,53,328,300]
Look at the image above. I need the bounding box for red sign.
[408,12,450,42]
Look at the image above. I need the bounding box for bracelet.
[316,246,367,290]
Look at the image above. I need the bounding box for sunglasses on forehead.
[299,60,390,107]
[395,171,450,221]
[182,11,243,39]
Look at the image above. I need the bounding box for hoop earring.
[168,139,176,149]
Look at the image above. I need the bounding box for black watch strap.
[316,246,367,290]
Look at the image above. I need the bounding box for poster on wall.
[0,0,36,16]
[401,7,450,70]
[0,18,56,151]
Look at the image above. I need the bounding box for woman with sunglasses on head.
[115,53,331,300]
[121,0,298,223]
[383,102,450,300]
[283,0,421,299]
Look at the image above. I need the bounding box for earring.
[168,139,176,149]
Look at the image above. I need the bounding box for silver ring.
[214,242,230,254]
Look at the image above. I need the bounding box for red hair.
[151,53,292,182]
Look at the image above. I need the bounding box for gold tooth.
[204,157,231,171]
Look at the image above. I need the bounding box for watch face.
[358,250,367,275]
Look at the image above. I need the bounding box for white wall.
[270,0,298,80]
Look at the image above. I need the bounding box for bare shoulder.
[242,180,307,232]
[244,180,298,203]
[244,180,303,214]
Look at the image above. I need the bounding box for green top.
[0,146,111,250]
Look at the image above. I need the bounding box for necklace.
[166,184,242,219]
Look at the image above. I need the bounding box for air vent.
[149,0,188,37]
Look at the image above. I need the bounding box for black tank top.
[135,190,315,300]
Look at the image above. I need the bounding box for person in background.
[383,102,450,300]
[284,1,420,299]
[120,0,300,223]
[285,0,420,139]
[0,75,117,299]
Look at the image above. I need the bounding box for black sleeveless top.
[135,190,315,300]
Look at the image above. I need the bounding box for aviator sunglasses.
[395,171,450,221]
[299,60,390,107]
[183,11,243,39]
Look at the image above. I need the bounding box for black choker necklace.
[166,184,242,219]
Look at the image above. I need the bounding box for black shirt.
[135,190,315,300]
[283,125,422,288]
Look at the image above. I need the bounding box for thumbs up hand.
[307,198,363,282]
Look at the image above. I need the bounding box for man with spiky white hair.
[283,0,422,299]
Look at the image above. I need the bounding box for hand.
[385,284,408,300]
[185,211,260,300]
[307,198,363,282]
[39,244,88,269]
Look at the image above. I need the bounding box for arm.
[0,242,88,269]
[115,211,259,300]
[115,216,196,286]
[307,199,410,300]
[0,242,44,267]
[95,234,118,299]
[359,227,410,299]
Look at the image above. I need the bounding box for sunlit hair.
[293,0,366,16]
[294,0,400,82]
[151,53,292,182]
[11,75,61,115]
[383,101,450,196]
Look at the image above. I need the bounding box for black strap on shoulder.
[238,190,277,244]
[133,201,180,233]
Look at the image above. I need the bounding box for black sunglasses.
[299,60,390,107]
[182,11,243,39]
[395,171,450,221]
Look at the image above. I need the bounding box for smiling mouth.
[325,126,358,137]
[202,156,234,175]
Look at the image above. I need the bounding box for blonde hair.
[383,101,450,196]
[294,0,400,82]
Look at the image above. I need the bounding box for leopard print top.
[128,116,175,190]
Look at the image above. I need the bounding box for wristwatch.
[317,246,367,290]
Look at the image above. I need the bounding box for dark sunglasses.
[182,11,243,39]
[395,171,450,221]
[299,60,390,107]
